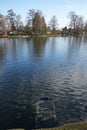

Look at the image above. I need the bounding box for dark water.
[0,37,87,129]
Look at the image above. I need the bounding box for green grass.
[6,122,87,130]
[38,122,87,130]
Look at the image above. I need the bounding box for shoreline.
[0,34,61,39]
[5,122,87,130]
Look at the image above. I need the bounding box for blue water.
[0,37,87,129]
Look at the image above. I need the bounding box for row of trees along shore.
[0,9,87,37]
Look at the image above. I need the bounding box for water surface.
[0,37,87,129]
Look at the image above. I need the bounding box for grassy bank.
[6,122,87,130]
[38,122,87,130]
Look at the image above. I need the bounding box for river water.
[0,37,87,129]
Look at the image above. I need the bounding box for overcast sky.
[0,0,87,28]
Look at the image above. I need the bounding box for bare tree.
[27,9,35,27]
[15,15,22,31]
[69,11,78,33]
[26,9,36,34]
[84,20,87,34]
[33,10,46,36]
[0,13,6,34]
[49,15,58,34]
[76,16,83,34]
[69,11,84,35]
[41,17,47,34]
[7,9,16,32]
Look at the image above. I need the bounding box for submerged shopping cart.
[35,97,57,128]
